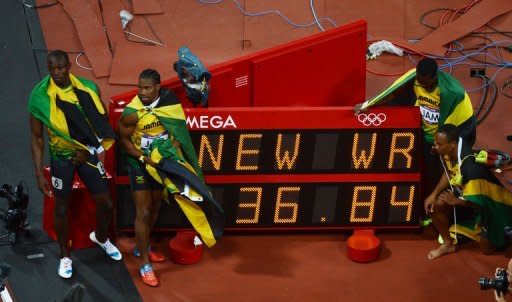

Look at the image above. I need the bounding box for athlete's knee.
[95,193,113,211]
[136,208,152,225]
[101,198,113,211]
[434,199,450,212]
[54,199,69,219]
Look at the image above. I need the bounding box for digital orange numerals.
[274,186,300,223]
[235,186,300,224]
[350,186,376,222]
[236,187,263,224]
[390,185,415,222]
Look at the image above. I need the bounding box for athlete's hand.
[424,193,436,215]
[36,173,52,198]
[439,191,458,206]
[72,149,89,165]
[146,157,158,168]
[494,290,506,302]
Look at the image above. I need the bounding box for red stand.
[346,229,381,263]
[168,231,203,265]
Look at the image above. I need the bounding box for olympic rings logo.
[357,113,387,127]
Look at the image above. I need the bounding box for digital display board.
[192,130,418,174]
[112,105,423,231]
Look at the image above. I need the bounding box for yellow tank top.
[131,109,170,153]
[414,81,441,139]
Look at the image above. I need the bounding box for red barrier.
[107,20,425,232]
[109,20,367,108]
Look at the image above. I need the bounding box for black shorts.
[50,153,109,198]
[127,164,163,191]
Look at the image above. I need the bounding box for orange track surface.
[35,1,512,301]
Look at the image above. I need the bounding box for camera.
[479,268,509,295]
[0,182,29,242]
[0,262,11,291]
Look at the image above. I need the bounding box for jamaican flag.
[450,139,512,248]
[363,69,472,143]
[28,74,114,158]
[123,89,224,247]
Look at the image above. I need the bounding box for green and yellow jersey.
[29,74,114,159]
[365,69,475,144]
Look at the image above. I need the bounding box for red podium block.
[168,231,203,265]
[42,167,111,250]
[347,229,381,263]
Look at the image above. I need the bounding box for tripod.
[0,208,30,245]
[0,183,30,246]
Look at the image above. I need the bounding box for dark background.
[0,0,46,229]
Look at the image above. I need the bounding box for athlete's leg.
[50,157,75,258]
[150,188,163,228]
[76,153,112,243]
[428,201,456,260]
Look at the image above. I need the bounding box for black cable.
[417,7,510,68]
[474,74,489,119]
[461,34,509,62]
[96,0,113,53]
[455,38,492,65]
[476,75,498,125]
[502,76,512,98]
[419,7,512,38]
[482,24,512,39]
[419,8,450,30]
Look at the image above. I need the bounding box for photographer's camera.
[0,181,29,243]
[479,269,509,295]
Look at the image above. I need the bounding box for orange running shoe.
[133,247,166,263]
[148,250,165,263]
[140,264,159,287]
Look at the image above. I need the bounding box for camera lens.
[479,277,495,290]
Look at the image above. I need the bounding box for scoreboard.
[112,105,423,231]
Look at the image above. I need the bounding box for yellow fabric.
[47,78,88,154]
[475,150,489,164]
[146,148,196,195]
[146,147,216,246]
[130,93,217,246]
[414,82,441,139]
[126,96,174,153]
[365,69,416,108]
[449,224,481,242]
[174,194,216,247]
[46,74,113,155]
[152,102,186,121]
[444,92,473,127]
[446,155,474,187]
[464,179,512,206]
[126,95,186,121]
